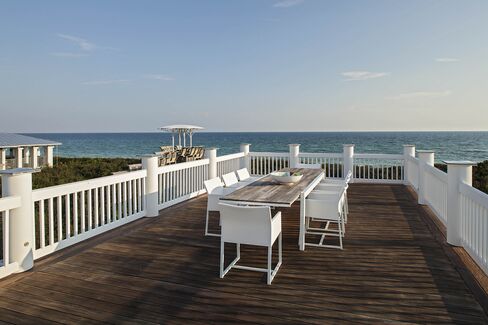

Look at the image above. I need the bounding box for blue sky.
[1,0,487,132]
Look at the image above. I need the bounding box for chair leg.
[278,233,282,265]
[267,245,272,285]
[220,240,224,278]
[205,211,220,237]
[338,216,343,250]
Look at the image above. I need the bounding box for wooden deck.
[0,184,487,324]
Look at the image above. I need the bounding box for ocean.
[27,132,488,162]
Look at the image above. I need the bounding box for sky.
[0,0,487,132]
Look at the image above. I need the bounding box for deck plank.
[0,184,486,324]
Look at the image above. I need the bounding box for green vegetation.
[32,157,140,189]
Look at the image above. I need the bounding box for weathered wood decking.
[0,184,487,324]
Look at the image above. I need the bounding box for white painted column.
[343,144,354,181]
[0,149,6,170]
[206,148,218,180]
[46,146,54,167]
[289,144,300,168]
[403,145,416,185]
[0,168,36,272]
[142,155,159,217]
[444,161,475,246]
[24,147,31,165]
[417,150,435,205]
[240,143,251,170]
[31,146,39,169]
[171,134,175,147]
[15,147,23,168]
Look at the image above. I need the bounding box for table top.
[220,168,324,207]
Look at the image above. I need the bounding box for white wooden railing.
[353,154,404,183]
[250,152,289,175]
[460,183,488,274]
[157,159,209,209]
[299,153,343,178]
[423,164,448,225]
[216,152,245,177]
[405,156,420,190]
[32,170,147,259]
[0,196,21,278]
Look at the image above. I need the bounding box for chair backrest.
[297,163,322,169]
[236,168,251,181]
[204,177,223,194]
[219,203,272,246]
[222,172,239,187]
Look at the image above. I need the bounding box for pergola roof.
[159,125,204,132]
[0,133,61,149]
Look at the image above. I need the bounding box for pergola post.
[24,147,30,165]
[171,134,175,147]
[46,146,54,167]
[444,161,476,246]
[0,168,36,272]
[417,150,435,205]
[189,131,193,147]
[31,146,39,169]
[0,149,6,170]
[15,147,23,168]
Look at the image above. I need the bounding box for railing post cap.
[207,147,219,151]
[0,168,39,176]
[403,144,415,147]
[442,160,477,166]
[140,154,160,158]
[240,143,251,146]
[343,144,354,147]
[289,143,300,147]
[416,150,435,153]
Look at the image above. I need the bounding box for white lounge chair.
[204,177,233,237]
[219,203,282,285]
[303,189,346,249]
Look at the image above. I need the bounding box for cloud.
[57,34,96,51]
[81,79,130,85]
[386,90,451,100]
[435,58,459,63]
[341,71,390,81]
[143,74,174,81]
[273,0,304,8]
[50,52,89,58]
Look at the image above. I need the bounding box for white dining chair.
[314,183,349,223]
[296,163,322,169]
[204,177,233,237]
[303,189,345,249]
[219,203,282,285]
[222,172,247,189]
[236,168,260,183]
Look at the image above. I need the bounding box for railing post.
[343,144,354,181]
[289,144,300,168]
[0,168,36,272]
[206,148,218,179]
[31,146,39,169]
[444,160,476,246]
[417,150,435,205]
[403,145,416,185]
[240,143,250,170]
[141,155,159,217]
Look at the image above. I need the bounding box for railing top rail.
[157,158,209,173]
[354,153,404,160]
[250,152,289,157]
[0,196,21,211]
[32,169,147,201]
[407,155,420,164]
[215,152,245,162]
[460,182,488,209]
[424,164,448,183]
[298,153,342,158]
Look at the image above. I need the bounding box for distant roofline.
[0,133,61,149]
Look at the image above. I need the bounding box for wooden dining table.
[221,168,324,250]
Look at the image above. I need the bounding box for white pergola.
[159,125,204,147]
